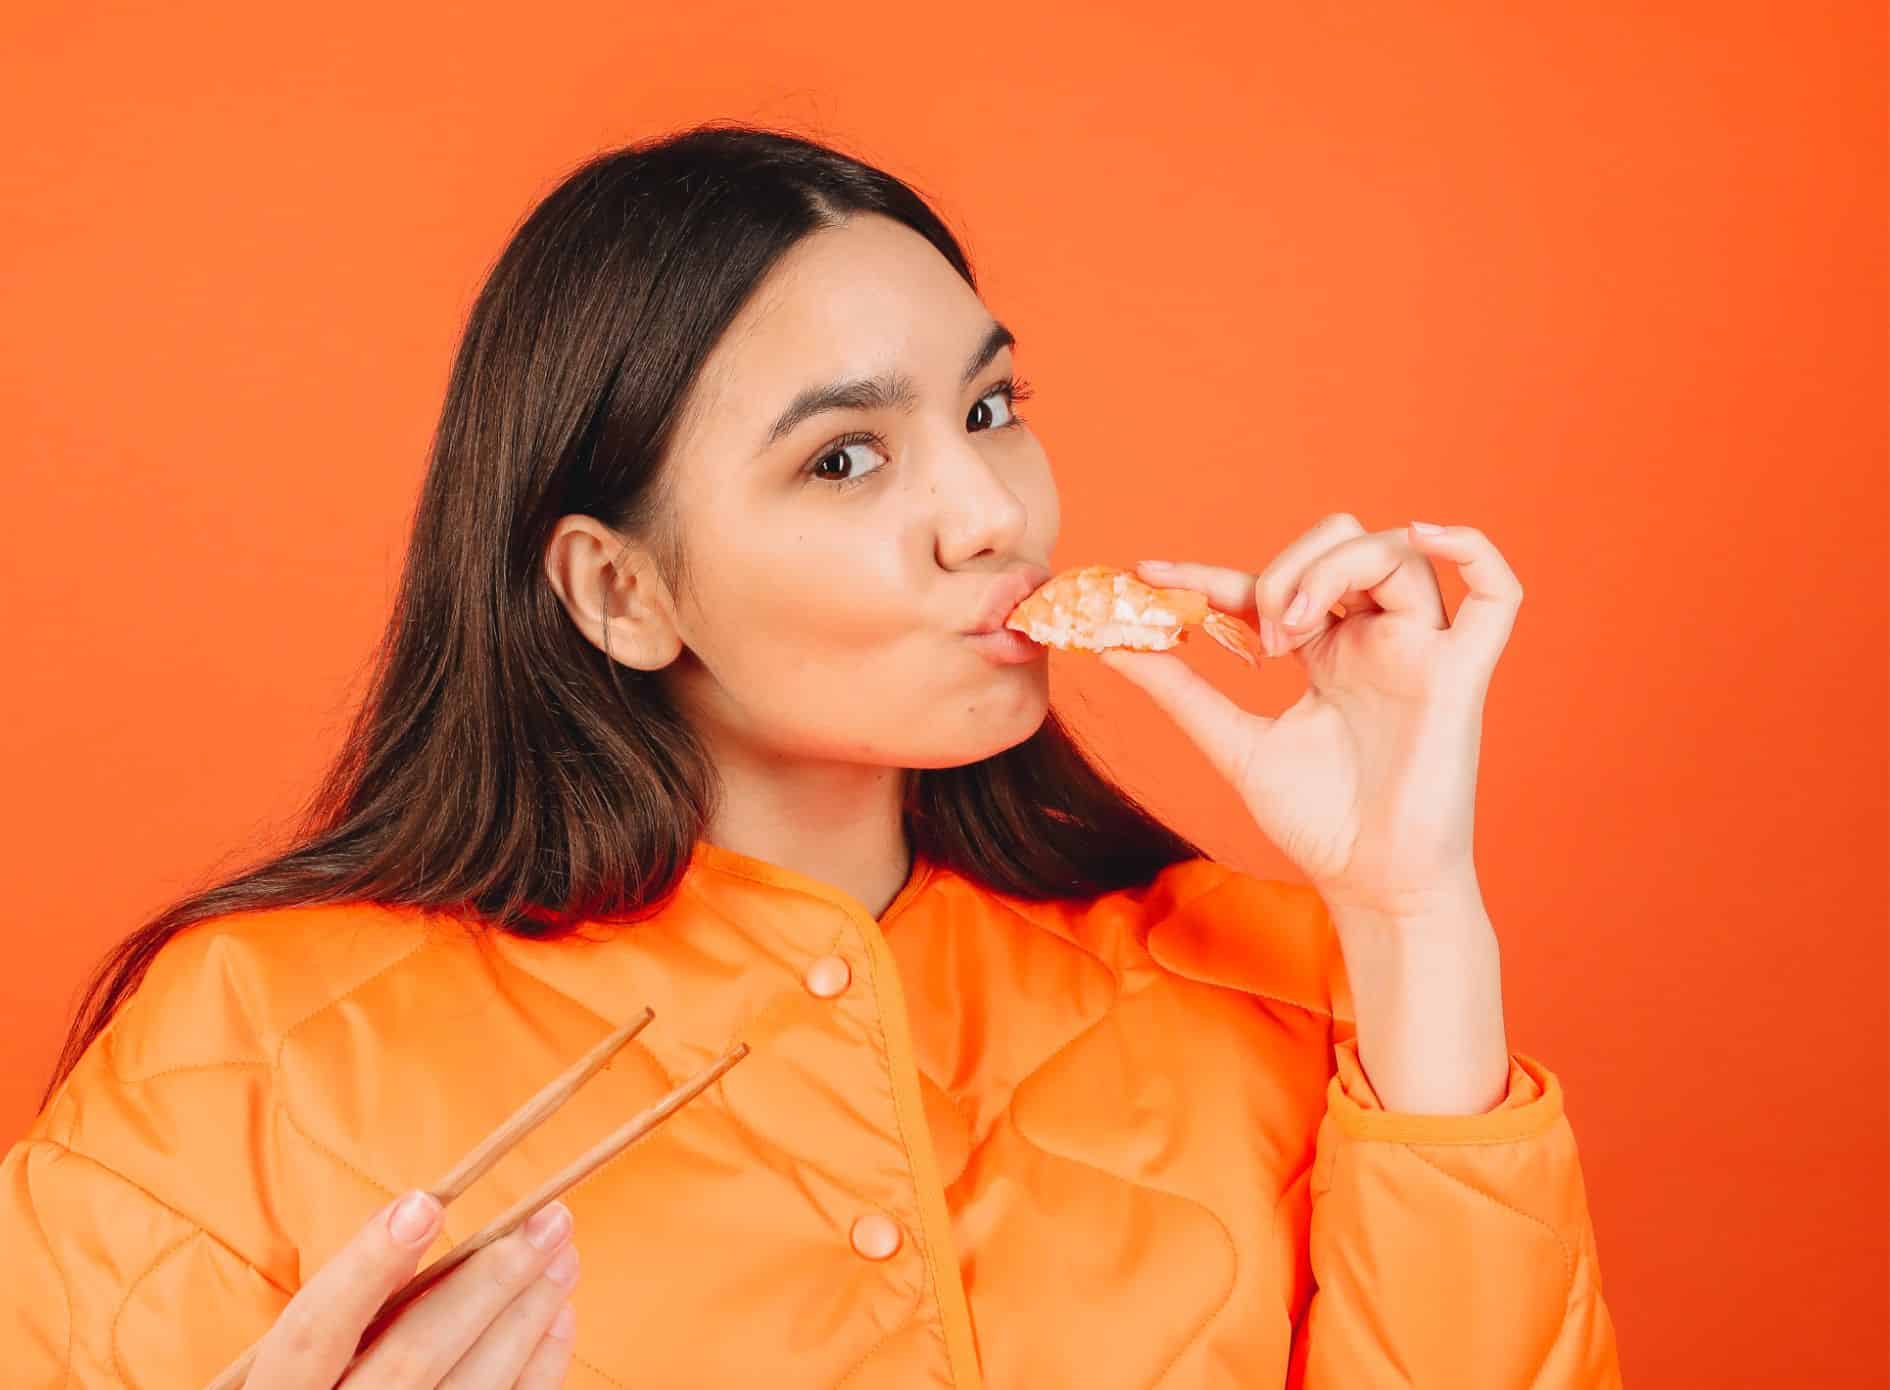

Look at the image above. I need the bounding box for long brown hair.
[39,120,1206,1115]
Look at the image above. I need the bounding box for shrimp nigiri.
[1003,564,1267,666]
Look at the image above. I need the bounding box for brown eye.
[806,434,886,488]
[968,390,1011,432]
[968,377,1033,433]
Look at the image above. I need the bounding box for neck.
[701,752,914,919]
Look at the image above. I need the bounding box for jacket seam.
[77,913,433,1328]
[273,928,437,1063]
[107,909,430,1088]
[849,912,961,1380]
[470,894,944,1382]
[103,926,273,1088]
[578,895,947,1381]
[948,892,1126,1158]
[993,875,1259,1384]
[114,1057,270,1086]
[698,1057,930,1384]
[983,891,1126,989]
[1397,1141,1577,1299]
[273,1037,634,1389]
[270,928,440,1206]
[466,928,675,1088]
[688,855,940,928]
[268,1105,635,1390]
[1150,872,1343,1025]
[689,877,962,1376]
[1327,1052,1565,1146]
[111,1224,214,1388]
[13,1140,75,1390]
[22,1138,293,1298]
[275,1087,402,1204]
[1005,1115,1239,1389]
[996,947,1244,1389]
[1524,1280,1612,1390]
[20,1137,291,1390]
[828,1262,927,1389]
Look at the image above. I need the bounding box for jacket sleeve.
[1141,861,1626,1386]
[1,1135,292,1389]
[1287,1020,1626,1387]
[1,921,299,1389]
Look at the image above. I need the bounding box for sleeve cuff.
[1326,1036,1566,1144]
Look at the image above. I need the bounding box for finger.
[345,1200,575,1385]
[1251,511,1371,624]
[1260,597,1354,658]
[1098,646,1267,786]
[1279,532,1447,635]
[512,1303,579,1390]
[437,1242,580,1388]
[1406,522,1524,662]
[1242,513,1374,654]
[1130,559,1260,616]
[249,1190,443,1389]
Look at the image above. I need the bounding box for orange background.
[3,4,1884,1383]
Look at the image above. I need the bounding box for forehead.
[683,215,988,441]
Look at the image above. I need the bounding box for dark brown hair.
[39,120,1206,1115]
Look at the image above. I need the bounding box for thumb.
[1098,647,1266,787]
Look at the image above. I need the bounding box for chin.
[904,686,1050,769]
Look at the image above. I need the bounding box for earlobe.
[598,565,684,672]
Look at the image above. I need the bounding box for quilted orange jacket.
[2,840,1625,1387]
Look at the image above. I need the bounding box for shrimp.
[1003,564,1267,666]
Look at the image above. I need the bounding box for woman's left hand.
[1099,513,1524,923]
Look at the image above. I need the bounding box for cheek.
[685,547,927,721]
[718,620,1045,755]
[1019,448,1060,548]
[722,634,950,757]
[692,526,908,656]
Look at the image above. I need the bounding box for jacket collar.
[478,839,943,1031]
[685,838,940,931]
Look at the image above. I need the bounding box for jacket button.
[849,1211,902,1260]
[803,954,851,998]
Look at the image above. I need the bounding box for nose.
[931,438,1032,572]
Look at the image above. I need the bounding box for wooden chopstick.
[203,1007,749,1389]
[345,1039,750,1356]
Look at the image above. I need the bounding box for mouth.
[963,564,1055,636]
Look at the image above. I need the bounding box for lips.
[965,564,1055,635]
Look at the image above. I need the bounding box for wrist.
[1321,873,1490,942]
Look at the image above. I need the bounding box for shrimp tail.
[1201,611,1266,667]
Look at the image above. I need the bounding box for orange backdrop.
[3,4,1884,1384]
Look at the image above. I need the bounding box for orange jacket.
[3,841,1624,1386]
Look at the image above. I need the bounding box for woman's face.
[554,212,1061,777]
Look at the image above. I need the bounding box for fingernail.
[550,1302,577,1341]
[525,1201,573,1249]
[1410,520,1443,534]
[1283,591,1309,625]
[544,1242,581,1287]
[1137,559,1173,570]
[389,1191,440,1245]
[1259,618,1278,656]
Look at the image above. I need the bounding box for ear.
[543,515,684,670]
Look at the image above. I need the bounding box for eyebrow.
[758,319,1017,452]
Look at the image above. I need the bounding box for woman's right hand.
[244,1190,580,1388]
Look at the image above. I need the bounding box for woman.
[1,123,1623,1387]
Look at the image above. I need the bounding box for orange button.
[849,1211,902,1260]
[803,953,851,998]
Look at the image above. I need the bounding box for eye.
[968,375,1035,433]
[805,432,887,490]
[802,376,1036,492]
